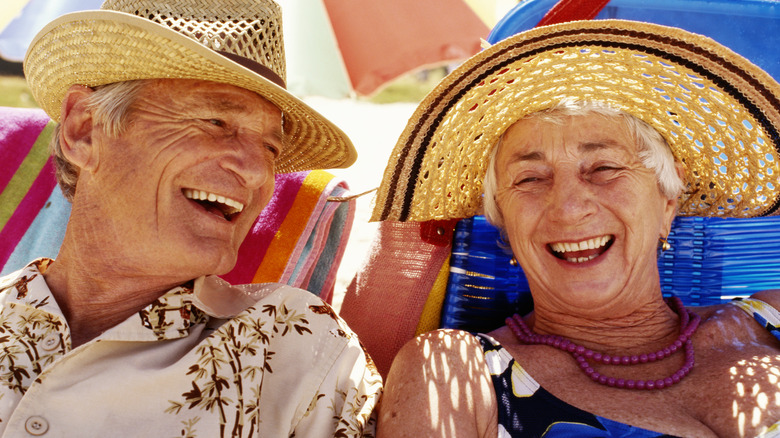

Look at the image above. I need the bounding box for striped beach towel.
[0,106,354,301]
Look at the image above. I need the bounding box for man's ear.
[59,85,99,173]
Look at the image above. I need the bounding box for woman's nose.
[548,175,597,223]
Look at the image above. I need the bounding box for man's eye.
[264,143,280,157]
[206,119,225,127]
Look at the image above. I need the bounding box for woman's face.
[494,114,678,312]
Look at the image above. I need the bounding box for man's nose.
[218,139,274,189]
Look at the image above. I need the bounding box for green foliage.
[0,76,37,108]
[367,66,449,104]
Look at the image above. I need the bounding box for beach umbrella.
[283,0,491,98]
[1,0,492,98]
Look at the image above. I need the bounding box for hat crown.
[102,0,286,83]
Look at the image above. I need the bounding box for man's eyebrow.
[270,126,284,144]
[208,98,250,113]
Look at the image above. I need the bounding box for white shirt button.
[25,416,49,435]
[41,334,60,352]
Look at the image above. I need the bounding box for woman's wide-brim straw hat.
[24,0,356,173]
[372,19,780,222]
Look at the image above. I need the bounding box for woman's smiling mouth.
[549,235,614,263]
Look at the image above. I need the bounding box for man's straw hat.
[372,20,780,222]
[24,0,356,173]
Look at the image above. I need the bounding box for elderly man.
[0,0,381,436]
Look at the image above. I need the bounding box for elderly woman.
[375,20,780,437]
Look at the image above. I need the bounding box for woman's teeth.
[549,235,612,263]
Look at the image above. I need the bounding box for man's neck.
[42,245,184,348]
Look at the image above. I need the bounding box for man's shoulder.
[239,283,331,313]
[242,283,351,334]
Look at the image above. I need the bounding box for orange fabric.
[340,220,456,378]
[251,171,334,283]
[321,0,489,96]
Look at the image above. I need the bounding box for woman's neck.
[529,298,682,354]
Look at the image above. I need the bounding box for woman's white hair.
[483,99,685,230]
[50,80,148,201]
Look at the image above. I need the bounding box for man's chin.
[207,254,239,278]
[174,249,239,280]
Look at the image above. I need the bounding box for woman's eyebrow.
[579,139,623,153]
[507,150,545,164]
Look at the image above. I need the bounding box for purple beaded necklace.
[505,296,701,390]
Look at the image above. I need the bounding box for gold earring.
[659,236,671,251]
[510,257,518,266]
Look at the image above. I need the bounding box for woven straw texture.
[372,20,780,222]
[24,0,356,173]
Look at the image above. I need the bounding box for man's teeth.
[183,189,244,214]
[550,235,611,263]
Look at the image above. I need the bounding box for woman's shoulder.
[380,329,499,437]
[395,329,488,364]
[745,290,780,310]
[692,291,780,346]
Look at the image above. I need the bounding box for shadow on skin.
[379,329,495,437]
[729,355,780,436]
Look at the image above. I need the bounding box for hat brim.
[24,10,356,173]
[372,19,780,221]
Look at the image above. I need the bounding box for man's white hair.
[50,80,150,201]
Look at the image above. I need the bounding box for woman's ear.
[59,85,99,173]
[661,161,686,236]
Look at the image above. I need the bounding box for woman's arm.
[377,329,498,438]
[750,289,780,310]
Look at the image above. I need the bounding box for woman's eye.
[588,165,624,183]
[514,176,542,186]
[206,119,225,127]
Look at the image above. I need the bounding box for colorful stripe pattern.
[0,107,60,272]
[0,106,353,301]
[221,169,354,299]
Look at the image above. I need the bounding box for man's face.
[79,79,281,280]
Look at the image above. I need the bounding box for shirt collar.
[2,259,279,342]
[120,275,281,341]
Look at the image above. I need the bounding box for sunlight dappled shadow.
[729,355,780,437]
[379,329,495,437]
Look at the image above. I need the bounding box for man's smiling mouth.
[549,235,613,263]
[183,188,244,221]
